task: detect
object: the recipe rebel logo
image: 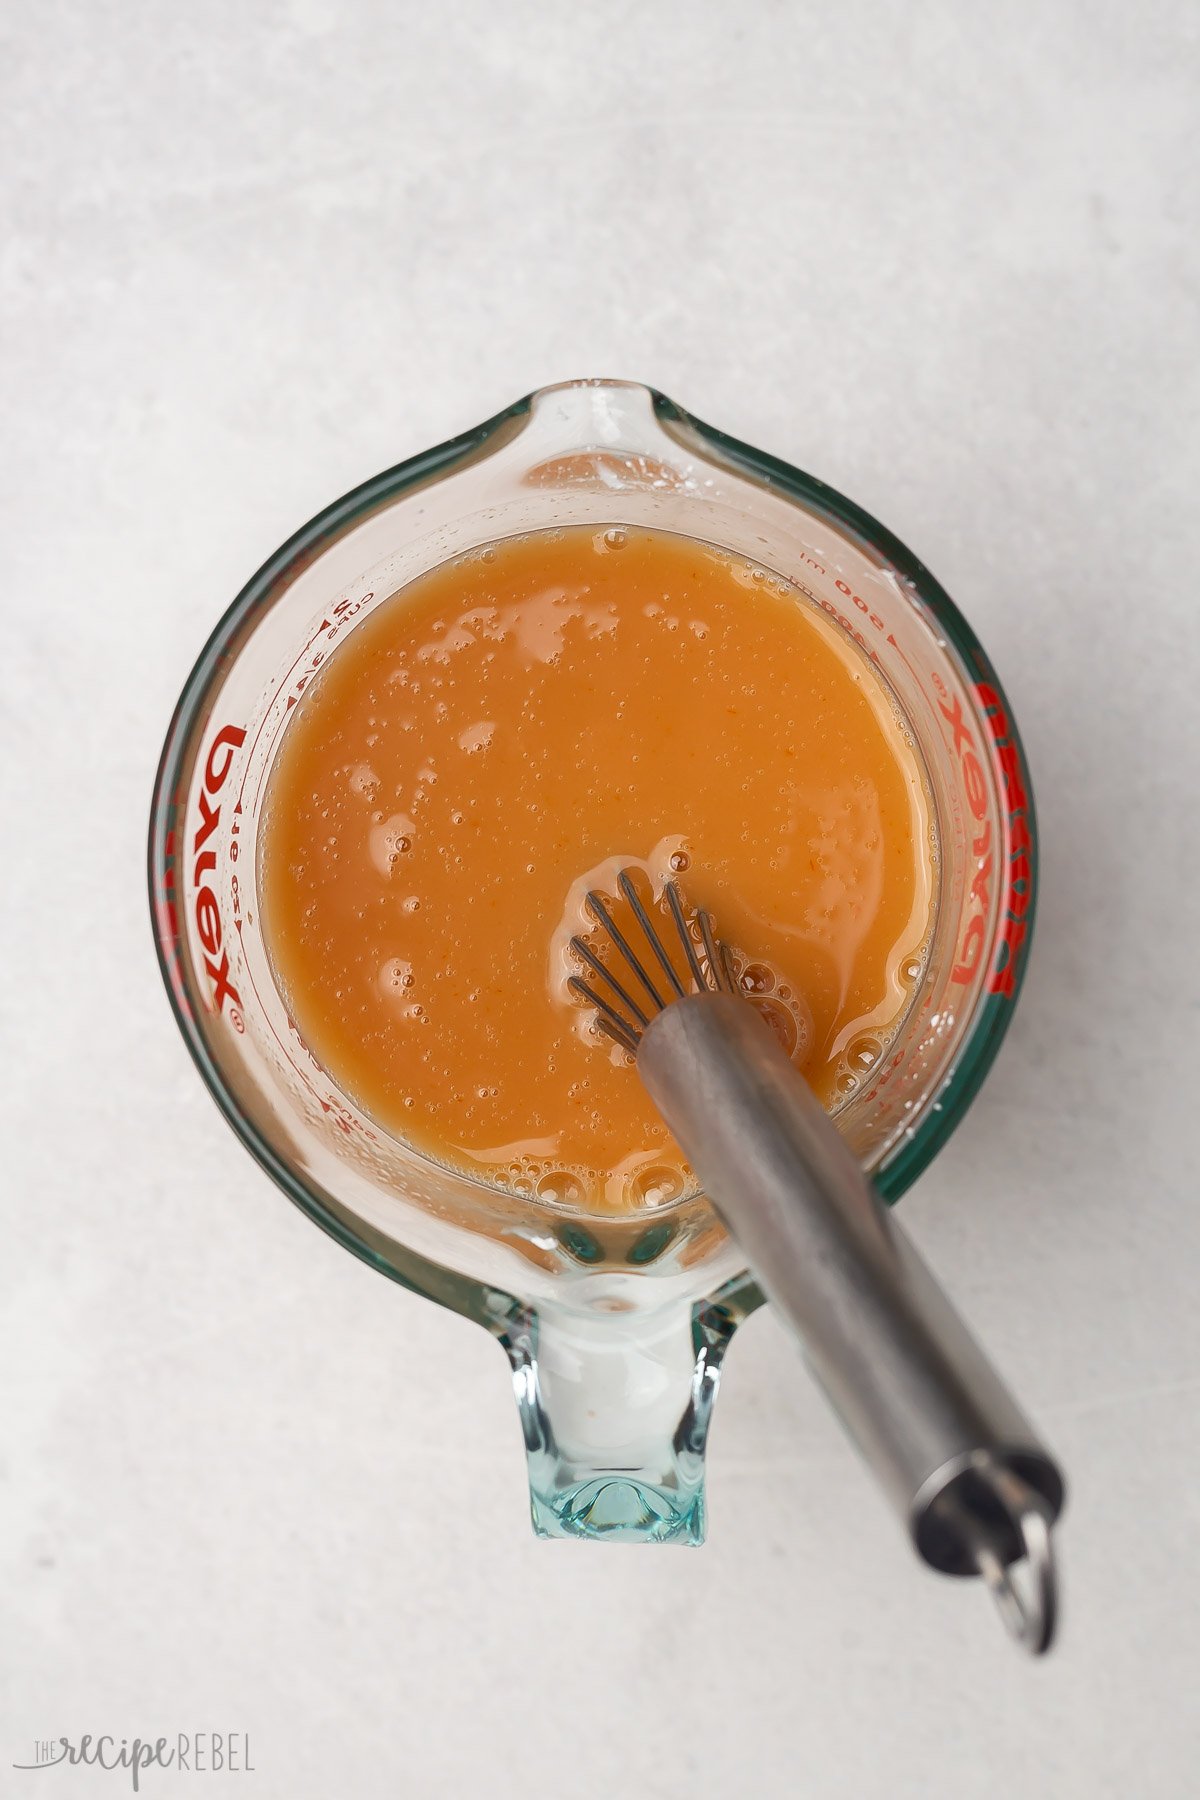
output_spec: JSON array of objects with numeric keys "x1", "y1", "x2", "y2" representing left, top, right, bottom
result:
[
  {"x1": 13, "y1": 1734, "x2": 255, "y2": 1790},
  {"x1": 192, "y1": 723, "x2": 247, "y2": 1019}
]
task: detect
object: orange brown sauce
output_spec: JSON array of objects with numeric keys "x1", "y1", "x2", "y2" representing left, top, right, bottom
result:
[{"x1": 260, "y1": 527, "x2": 933, "y2": 1210}]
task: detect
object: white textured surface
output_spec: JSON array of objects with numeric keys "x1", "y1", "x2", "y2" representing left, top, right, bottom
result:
[{"x1": 3, "y1": 4, "x2": 1199, "y2": 1796}]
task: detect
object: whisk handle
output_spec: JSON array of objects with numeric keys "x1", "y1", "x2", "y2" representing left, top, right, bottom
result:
[{"x1": 637, "y1": 991, "x2": 1064, "y2": 1652}]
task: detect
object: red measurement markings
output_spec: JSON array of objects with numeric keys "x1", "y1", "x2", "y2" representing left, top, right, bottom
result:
[
  {"x1": 232, "y1": 920, "x2": 322, "y2": 1098},
  {"x1": 237, "y1": 595, "x2": 376, "y2": 822},
  {"x1": 861, "y1": 988, "x2": 951, "y2": 1145},
  {"x1": 801, "y1": 574, "x2": 911, "y2": 683},
  {"x1": 157, "y1": 804, "x2": 195, "y2": 1022},
  {"x1": 160, "y1": 818, "x2": 179, "y2": 942},
  {"x1": 827, "y1": 575, "x2": 937, "y2": 698},
  {"x1": 234, "y1": 617, "x2": 332, "y2": 816},
  {"x1": 227, "y1": 808, "x2": 245, "y2": 1002},
  {"x1": 324, "y1": 590, "x2": 374, "y2": 637},
  {"x1": 807, "y1": 566, "x2": 1033, "y2": 1003},
  {"x1": 800, "y1": 575, "x2": 951, "y2": 777},
  {"x1": 249, "y1": 697, "x2": 301, "y2": 820}
]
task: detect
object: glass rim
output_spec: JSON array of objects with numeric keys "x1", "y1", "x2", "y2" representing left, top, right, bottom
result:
[{"x1": 148, "y1": 377, "x2": 1037, "y2": 1301}]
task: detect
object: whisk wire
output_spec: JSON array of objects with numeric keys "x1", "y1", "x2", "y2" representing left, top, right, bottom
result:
[
  {"x1": 569, "y1": 933, "x2": 650, "y2": 1027},
  {"x1": 665, "y1": 880, "x2": 708, "y2": 991},
  {"x1": 618, "y1": 870, "x2": 686, "y2": 998},
  {"x1": 567, "y1": 975, "x2": 641, "y2": 1054},
  {"x1": 697, "y1": 908, "x2": 731, "y2": 996},
  {"x1": 585, "y1": 890, "x2": 665, "y2": 1011},
  {"x1": 572, "y1": 868, "x2": 738, "y2": 1049}
]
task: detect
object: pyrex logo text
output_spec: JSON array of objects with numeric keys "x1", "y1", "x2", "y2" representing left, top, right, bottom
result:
[
  {"x1": 976, "y1": 681, "x2": 1033, "y2": 998},
  {"x1": 938, "y1": 682, "x2": 1032, "y2": 998},
  {"x1": 193, "y1": 725, "x2": 245, "y2": 1017}
]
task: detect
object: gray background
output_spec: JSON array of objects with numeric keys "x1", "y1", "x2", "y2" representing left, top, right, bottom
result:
[{"x1": 4, "y1": 3, "x2": 1198, "y2": 1795}]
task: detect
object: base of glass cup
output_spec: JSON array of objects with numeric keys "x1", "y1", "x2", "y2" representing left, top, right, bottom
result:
[{"x1": 530, "y1": 1474, "x2": 707, "y2": 1546}]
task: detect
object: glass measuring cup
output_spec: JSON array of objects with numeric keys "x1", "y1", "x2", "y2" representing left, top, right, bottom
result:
[{"x1": 149, "y1": 379, "x2": 1037, "y2": 1545}]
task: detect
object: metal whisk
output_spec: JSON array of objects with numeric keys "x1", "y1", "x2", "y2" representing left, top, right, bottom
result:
[
  {"x1": 567, "y1": 868, "x2": 738, "y2": 1054},
  {"x1": 569, "y1": 867, "x2": 1065, "y2": 1656}
]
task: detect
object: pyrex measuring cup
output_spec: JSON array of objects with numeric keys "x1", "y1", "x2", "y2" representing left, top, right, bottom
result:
[{"x1": 149, "y1": 379, "x2": 1036, "y2": 1545}]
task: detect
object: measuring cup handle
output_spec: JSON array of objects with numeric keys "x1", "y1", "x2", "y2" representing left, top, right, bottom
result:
[{"x1": 497, "y1": 1294, "x2": 736, "y2": 1544}]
